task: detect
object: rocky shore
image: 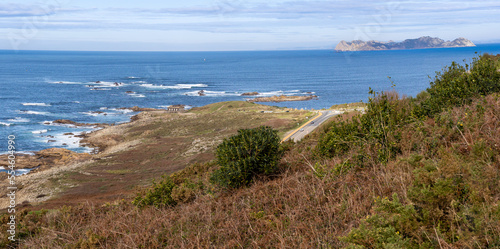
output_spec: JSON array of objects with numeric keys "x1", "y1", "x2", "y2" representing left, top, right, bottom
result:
[
  {"x1": 52, "y1": 119, "x2": 110, "y2": 128},
  {"x1": 0, "y1": 148, "x2": 91, "y2": 172},
  {"x1": 241, "y1": 92, "x2": 259, "y2": 96}
]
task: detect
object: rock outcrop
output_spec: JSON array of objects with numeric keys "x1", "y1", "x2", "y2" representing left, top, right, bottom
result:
[
  {"x1": 241, "y1": 92, "x2": 259, "y2": 96},
  {"x1": 53, "y1": 119, "x2": 109, "y2": 128},
  {"x1": 0, "y1": 148, "x2": 91, "y2": 171},
  {"x1": 118, "y1": 106, "x2": 159, "y2": 112},
  {"x1": 335, "y1": 36, "x2": 475, "y2": 52}
]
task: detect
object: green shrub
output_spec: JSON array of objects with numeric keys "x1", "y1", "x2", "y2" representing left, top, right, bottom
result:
[
  {"x1": 342, "y1": 194, "x2": 418, "y2": 249},
  {"x1": 210, "y1": 126, "x2": 282, "y2": 189},
  {"x1": 132, "y1": 175, "x2": 177, "y2": 208},
  {"x1": 317, "y1": 89, "x2": 414, "y2": 164},
  {"x1": 418, "y1": 54, "x2": 500, "y2": 117}
]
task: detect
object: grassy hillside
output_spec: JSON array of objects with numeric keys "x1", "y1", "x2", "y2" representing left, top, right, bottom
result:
[{"x1": 2, "y1": 54, "x2": 500, "y2": 248}]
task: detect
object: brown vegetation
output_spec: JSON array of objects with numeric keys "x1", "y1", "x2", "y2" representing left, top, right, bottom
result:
[{"x1": 8, "y1": 92, "x2": 499, "y2": 248}]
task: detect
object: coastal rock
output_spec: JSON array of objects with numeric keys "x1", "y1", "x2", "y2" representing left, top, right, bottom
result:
[
  {"x1": 335, "y1": 36, "x2": 475, "y2": 52},
  {"x1": 241, "y1": 92, "x2": 259, "y2": 96},
  {"x1": 198, "y1": 90, "x2": 206, "y2": 96},
  {"x1": 0, "y1": 148, "x2": 91, "y2": 171},
  {"x1": 119, "y1": 106, "x2": 159, "y2": 112},
  {"x1": 53, "y1": 119, "x2": 109, "y2": 128}
]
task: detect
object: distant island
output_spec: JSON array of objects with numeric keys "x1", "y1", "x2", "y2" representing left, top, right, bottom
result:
[{"x1": 335, "y1": 36, "x2": 475, "y2": 52}]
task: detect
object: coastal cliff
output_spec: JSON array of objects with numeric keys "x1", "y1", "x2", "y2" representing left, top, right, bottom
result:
[{"x1": 335, "y1": 36, "x2": 475, "y2": 51}]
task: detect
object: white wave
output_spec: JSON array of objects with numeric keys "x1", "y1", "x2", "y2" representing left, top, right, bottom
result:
[
  {"x1": 128, "y1": 93, "x2": 146, "y2": 98},
  {"x1": 41, "y1": 131, "x2": 91, "y2": 151},
  {"x1": 116, "y1": 109, "x2": 134, "y2": 113},
  {"x1": 99, "y1": 107, "x2": 109, "y2": 110},
  {"x1": 40, "y1": 121, "x2": 53, "y2": 125},
  {"x1": 73, "y1": 101, "x2": 81, "y2": 103},
  {"x1": 49, "y1": 81, "x2": 83, "y2": 84},
  {"x1": 19, "y1": 110, "x2": 49, "y2": 115},
  {"x1": 90, "y1": 88, "x2": 111, "y2": 91},
  {"x1": 81, "y1": 111, "x2": 107, "y2": 116},
  {"x1": 8, "y1": 117, "x2": 30, "y2": 123},
  {"x1": 131, "y1": 81, "x2": 147, "y2": 83},
  {"x1": 22, "y1": 102, "x2": 51, "y2": 106},
  {"x1": 92, "y1": 81, "x2": 126, "y2": 87},
  {"x1": 184, "y1": 90, "x2": 239, "y2": 97},
  {"x1": 127, "y1": 76, "x2": 140, "y2": 79},
  {"x1": 0, "y1": 122, "x2": 11, "y2": 126},
  {"x1": 255, "y1": 90, "x2": 305, "y2": 97},
  {"x1": 32, "y1": 129, "x2": 48, "y2": 134},
  {"x1": 140, "y1": 83, "x2": 208, "y2": 90},
  {"x1": 157, "y1": 105, "x2": 193, "y2": 110},
  {"x1": 177, "y1": 84, "x2": 208, "y2": 88}
]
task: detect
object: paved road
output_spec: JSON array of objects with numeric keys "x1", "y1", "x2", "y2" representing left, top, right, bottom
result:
[{"x1": 282, "y1": 110, "x2": 340, "y2": 142}]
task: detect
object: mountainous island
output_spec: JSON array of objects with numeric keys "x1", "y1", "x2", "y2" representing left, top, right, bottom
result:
[{"x1": 335, "y1": 36, "x2": 475, "y2": 51}]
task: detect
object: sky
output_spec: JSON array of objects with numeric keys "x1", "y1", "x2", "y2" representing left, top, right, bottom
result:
[{"x1": 0, "y1": 0, "x2": 499, "y2": 51}]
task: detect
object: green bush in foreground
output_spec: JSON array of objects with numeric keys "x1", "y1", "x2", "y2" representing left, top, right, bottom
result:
[
  {"x1": 211, "y1": 126, "x2": 282, "y2": 189},
  {"x1": 132, "y1": 175, "x2": 176, "y2": 208}
]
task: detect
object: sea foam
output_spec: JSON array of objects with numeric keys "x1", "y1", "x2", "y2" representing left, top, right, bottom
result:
[
  {"x1": 19, "y1": 110, "x2": 49, "y2": 115},
  {"x1": 22, "y1": 103, "x2": 51, "y2": 106},
  {"x1": 32, "y1": 129, "x2": 48, "y2": 134},
  {"x1": 140, "y1": 83, "x2": 207, "y2": 89},
  {"x1": 8, "y1": 117, "x2": 30, "y2": 123}
]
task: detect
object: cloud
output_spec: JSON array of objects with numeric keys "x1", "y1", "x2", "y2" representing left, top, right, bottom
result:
[
  {"x1": 0, "y1": 3, "x2": 94, "y2": 17},
  {"x1": 107, "y1": 1, "x2": 375, "y2": 19},
  {"x1": 106, "y1": 0, "x2": 500, "y2": 20}
]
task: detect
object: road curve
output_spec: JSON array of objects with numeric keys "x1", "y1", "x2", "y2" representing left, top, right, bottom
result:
[{"x1": 281, "y1": 110, "x2": 340, "y2": 142}]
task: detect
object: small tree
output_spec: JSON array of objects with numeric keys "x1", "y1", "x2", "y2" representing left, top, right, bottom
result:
[{"x1": 211, "y1": 126, "x2": 282, "y2": 189}]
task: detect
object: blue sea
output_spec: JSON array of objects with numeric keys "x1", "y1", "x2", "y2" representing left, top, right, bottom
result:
[{"x1": 1, "y1": 44, "x2": 500, "y2": 154}]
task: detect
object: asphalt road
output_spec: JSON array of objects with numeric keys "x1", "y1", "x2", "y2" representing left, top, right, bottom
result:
[{"x1": 282, "y1": 110, "x2": 340, "y2": 142}]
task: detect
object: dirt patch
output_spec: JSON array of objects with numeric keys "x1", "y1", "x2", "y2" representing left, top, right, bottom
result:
[{"x1": 262, "y1": 118, "x2": 291, "y2": 129}]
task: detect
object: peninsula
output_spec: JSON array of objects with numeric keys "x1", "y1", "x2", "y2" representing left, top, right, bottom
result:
[{"x1": 335, "y1": 36, "x2": 475, "y2": 51}]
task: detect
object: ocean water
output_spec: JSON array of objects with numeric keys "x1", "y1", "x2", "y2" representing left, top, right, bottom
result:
[{"x1": 1, "y1": 44, "x2": 500, "y2": 154}]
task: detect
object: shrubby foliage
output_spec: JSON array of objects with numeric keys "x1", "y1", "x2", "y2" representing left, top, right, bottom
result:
[
  {"x1": 317, "y1": 54, "x2": 500, "y2": 163},
  {"x1": 417, "y1": 53, "x2": 500, "y2": 117},
  {"x1": 317, "y1": 54, "x2": 500, "y2": 247},
  {"x1": 132, "y1": 175, "x2": 177, "y2": 208},
  {"x1": 316, "y1": 89, "x2": 414, "y2": 164},
  {"x1": 211, "y1": 126, "x2": 282, "y2": 189}
]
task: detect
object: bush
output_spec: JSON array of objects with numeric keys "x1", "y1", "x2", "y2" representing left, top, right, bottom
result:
[
  {"x1": 210, "y1": 126, "x2": 282, "y2": 189},
  {"x1": 418, "y1": 54, "x2": 500, "y2": 117},
  {"x1": 132, "y1": 175, "x2": 177, "y2": 208},
  {"x1": 316, "y1": 90, "x2": 414, "y2": 163}
]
